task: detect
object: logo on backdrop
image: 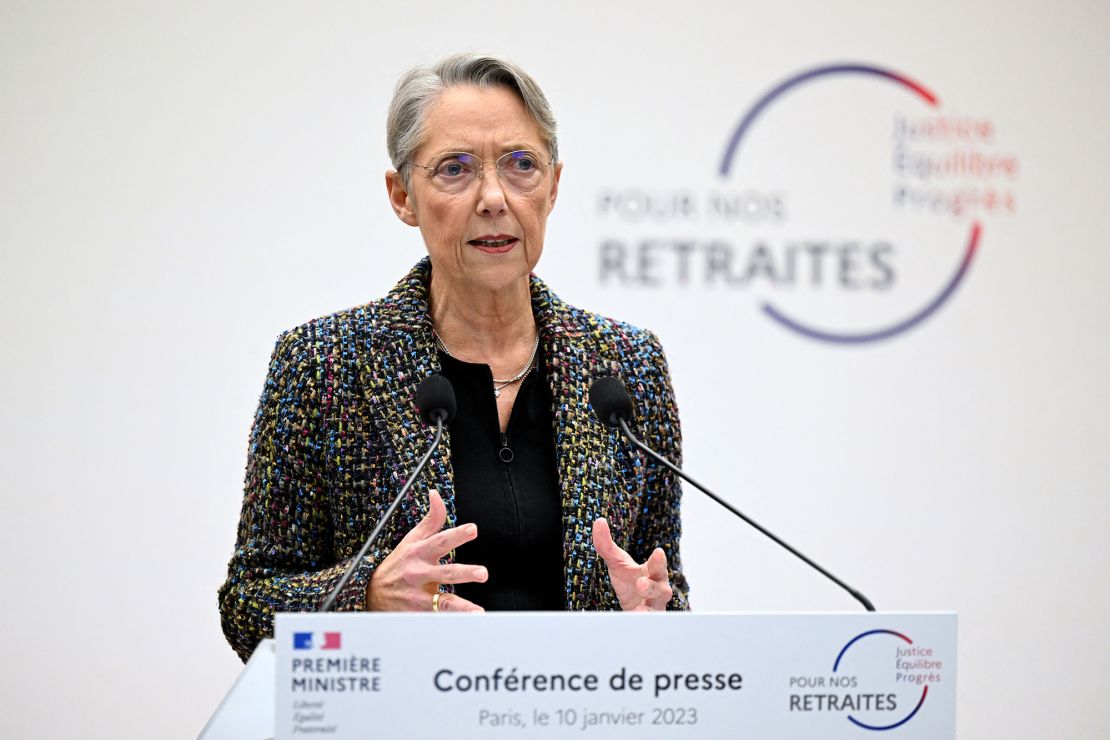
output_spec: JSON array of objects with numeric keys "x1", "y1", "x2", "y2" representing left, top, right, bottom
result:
[
  {"x1": 596, "y1": 62, "x2": 1020, "y2": 344},
  {"x1": 787, "y1": 628, "x2": 945, "y2": 730}
]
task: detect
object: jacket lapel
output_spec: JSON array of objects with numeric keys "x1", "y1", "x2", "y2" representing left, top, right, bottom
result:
[
  {"x1": 532, "y1": 276, "x2": 628, "y2": 609},
  {"x1": 358, "y1": 260, "x2": 457, "y2": 540}
]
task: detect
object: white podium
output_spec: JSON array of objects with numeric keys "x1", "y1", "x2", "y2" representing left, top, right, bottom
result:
[{"x1": 201, "y1": 611, "x2": 956, "y2": 739}]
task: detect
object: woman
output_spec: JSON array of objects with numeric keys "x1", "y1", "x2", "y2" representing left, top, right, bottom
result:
[{"x1": 219, "y1": 53, "x2": 689, "y2": 661}]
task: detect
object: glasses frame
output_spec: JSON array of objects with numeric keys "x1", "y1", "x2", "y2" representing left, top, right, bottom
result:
[{"x1": 403, "y1": 150, "x2": 555, "y2": 192}]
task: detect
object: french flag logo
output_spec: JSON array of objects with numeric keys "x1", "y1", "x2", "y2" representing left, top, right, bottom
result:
[{"x1": 293, "y1": 632, "x2": 342, "y2": 650}]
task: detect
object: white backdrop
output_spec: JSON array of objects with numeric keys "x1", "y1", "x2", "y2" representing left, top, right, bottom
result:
[{"x1": 2, "y1": 1, "x2": 1107, "y2": 738}]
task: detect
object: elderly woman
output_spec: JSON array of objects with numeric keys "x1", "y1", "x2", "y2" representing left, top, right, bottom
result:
[{"x1": 219, "y1": 53, "x2": 689, "y2": 661}]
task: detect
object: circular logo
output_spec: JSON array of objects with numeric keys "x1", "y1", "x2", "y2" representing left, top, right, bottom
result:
[
  {"x1": 832, "y1": 629, "x2": 929, "y2": 730},
  {"x1": 720, "y1": 63, "x2": 984, "y2": 344}
]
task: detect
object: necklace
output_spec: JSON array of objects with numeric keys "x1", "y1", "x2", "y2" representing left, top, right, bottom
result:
[{"x1": 434, "y1": 331, "x2": 540, "y2": 398}]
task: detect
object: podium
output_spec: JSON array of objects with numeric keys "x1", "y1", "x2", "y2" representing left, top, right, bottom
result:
[{"x1": 201, "y1": 612, "x2": 956, "y2": 739}]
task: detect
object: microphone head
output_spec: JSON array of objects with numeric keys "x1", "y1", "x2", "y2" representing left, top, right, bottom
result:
[
  {"x1": 589, "y1": 376, "x2": 634, "y2": 428},
  {"x1": 415, "y1": 374, "x2": 457, "y2": 425}
]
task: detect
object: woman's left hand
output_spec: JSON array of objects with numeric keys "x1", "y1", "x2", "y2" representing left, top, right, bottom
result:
[{"x1": 592, "y1": 518, "x2": 673, "y2": 611}]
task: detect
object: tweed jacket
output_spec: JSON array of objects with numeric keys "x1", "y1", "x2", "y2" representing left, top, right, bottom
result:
[{"x1": 219, "y1": 258, "x2": 689, "y2": 661}]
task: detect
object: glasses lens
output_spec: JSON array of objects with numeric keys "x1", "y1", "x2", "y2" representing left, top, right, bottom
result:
[
  {"x1": 497, "y1": 151, "x2": 545, "y2": 191},
  {"x1": 431, "y1": 153, "x2": 478, "y2": 193}
]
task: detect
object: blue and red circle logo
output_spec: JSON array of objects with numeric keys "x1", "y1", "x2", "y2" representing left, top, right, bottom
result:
[
  {"x1": 833, "y1": 629, "x2": 929, "y2": 730},
  {"x1": 719, "y1": 62, "x2": 1006, "y2": 344}
]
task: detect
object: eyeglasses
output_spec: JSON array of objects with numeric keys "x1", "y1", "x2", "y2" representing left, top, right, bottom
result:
[{"x1": 404, "y1": 150, "x2": 553, "y2": 194}]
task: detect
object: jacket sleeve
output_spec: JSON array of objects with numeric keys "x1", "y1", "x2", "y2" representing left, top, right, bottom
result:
[
  {"x1": 626, "y1": 330, "x2": 690, "y2": 610},
  {"x1": 217, "y1": 326, "x2": 376, "y2": 662}
]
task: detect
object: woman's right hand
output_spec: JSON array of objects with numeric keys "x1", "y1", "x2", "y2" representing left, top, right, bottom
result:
[{"x1": 365, "y1": 489, "x2": 487, "y2": 612}]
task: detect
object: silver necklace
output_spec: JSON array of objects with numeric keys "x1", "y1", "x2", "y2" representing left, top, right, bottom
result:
[{"x1": 434, "y1": 331, "x2": 540, "y2": 398}]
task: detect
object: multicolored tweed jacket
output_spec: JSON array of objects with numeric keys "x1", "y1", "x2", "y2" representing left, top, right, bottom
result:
[{"x1": 219, "y1": 258, "x2": 689, "y2": 661}]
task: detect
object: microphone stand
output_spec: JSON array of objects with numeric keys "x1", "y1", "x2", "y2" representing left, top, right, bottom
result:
[
  {"x1": 616, "y1": 417, "x2": 876, "y2": 612},
  {"x1": 319, "y1": 416, "x2": 446, "y2": 613}
]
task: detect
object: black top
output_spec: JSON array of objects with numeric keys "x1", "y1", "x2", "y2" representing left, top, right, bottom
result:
[{"x1": 439, "y1": 348, "x2": 565, "y2": 610}]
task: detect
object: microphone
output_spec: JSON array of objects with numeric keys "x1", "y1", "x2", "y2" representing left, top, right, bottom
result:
[
  {"x1": 416, "y1": 374, "x2": 457, "y2": 425},
  {"x1": 319, "y1": 374, "x2": 456, "y2": 612},
  {"x1": 588, "y1": 376, "x2": 876, "y2": 612},
  {"x1": 589, "y1": 375, "x2": 635, "y2": 427}
]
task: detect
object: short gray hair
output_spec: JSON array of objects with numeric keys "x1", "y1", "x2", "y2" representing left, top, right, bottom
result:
[{"x1": 386, "y1": 53, "x2": 559, "y2": 187}]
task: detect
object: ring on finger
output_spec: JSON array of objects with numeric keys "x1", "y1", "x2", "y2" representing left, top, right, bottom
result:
[{"x1": 432, "y1": 591, "x2": 442, "y2": 613}]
